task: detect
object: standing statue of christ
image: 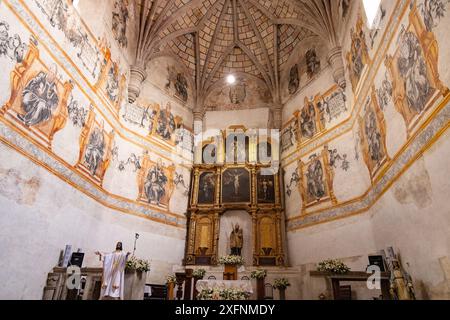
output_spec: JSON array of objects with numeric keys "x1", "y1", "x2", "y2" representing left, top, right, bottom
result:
[{"x1": 95, "y1": 242, "x2": 130, "y2": 300}]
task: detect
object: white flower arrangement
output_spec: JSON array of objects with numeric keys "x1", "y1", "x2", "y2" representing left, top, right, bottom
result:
[
  {"x1": 197, "y1": 288, "x2": 250, "y2": 300},
  {"x1": 273, "y1": 278, "x2": 291, "y2": 290},
  {"x1": 126, "y1": 256, "x2": 151, "y2": 272},
  {"x1": 193, "y1": 269, "x2": 206, "y2": 279},
  {"x1": 250, "y1": 269, "x2": 267, "y2": 279},
  {"x1": 218, "y1": 255, "x2": 245, "y2": 266},
  {"x1": 166, "y1": 275, "x2": 177, "y2": 284},
  {"x1": 317, "y1": 259, "x2": 351, "y2": 274}
]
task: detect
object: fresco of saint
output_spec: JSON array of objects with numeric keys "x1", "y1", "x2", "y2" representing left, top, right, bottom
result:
[
  {"x1": 156, "y1": 104, "x2": 176, "y2": 140},
  {"x1": 18, "y1": 71, "x2": 59, "y2": 127},
  {"x1": 144, "y1": 160, "x2": 168, "y2": 205},
  {"x1": 84, "y1": 127, "x2": 105, "y2": 176},
  {"x1": 306, "y1": 159, "x2": 326, "y2": 201}
]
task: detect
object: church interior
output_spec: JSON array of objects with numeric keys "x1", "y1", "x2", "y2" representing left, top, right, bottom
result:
[{"x1": 0, "y1": 0, "x2": 449, "y2": 301}]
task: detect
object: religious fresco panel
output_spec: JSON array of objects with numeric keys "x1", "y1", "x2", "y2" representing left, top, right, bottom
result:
[
  {"x1": 198, "y1": 171, "x2": 216, "y2": 205},
  {"x1": 76, "y1": 109, "x2": 114, "y2": 186},
  {"x1": 137, "y1": 153, "x2": 176, "y2": 209},
  {"x1": 385, "y1": 1, "x2": 449, "y2": 136},
  {"x1": 1, "y1": 41, "x2": 73, "y2": 149}
]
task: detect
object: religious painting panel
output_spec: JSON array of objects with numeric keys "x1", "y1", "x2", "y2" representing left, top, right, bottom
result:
[
  {"x1": 76, "y1": 110, "x2": 114, "y2": 186},
  {"x1": 358, "y1": 88, "x2": 389, "y2": 181},
  {"x1": 316, "y1": 86, "x2": 348, "y2": 127},
  {"x1": 221, "y1": 168, "x2": 251, "y2": 203},
  {"x1": 385, "y1": 2, "x2": 449, "y2": 136},
  {"x1": 1, "y1": 40, "x2": 73, "y2": 149},
  {"x1": 288, "y1": 64, "x2": 300, "y2": 95},
  {"x1": 306, "y1": 48, "x2": 321, "y2": 79},
  {"x1": 137, "y1": 154, "x2": 175, "y2": 209},
  {"x1": 112, "y1": 0, "x2": 129, "y2": 48},
  {"x1": 346, "y1": 16, "x2": 370, "y2": 94},
  {"x1": 198, "y1": 171, "x2": 216, "y2": 205},
  {"x1": 153, "y1": 103, "x2": 182, "y2": 144},
  {"x1": 257, "y1": 171, "x2": 275, "y2": 204}
]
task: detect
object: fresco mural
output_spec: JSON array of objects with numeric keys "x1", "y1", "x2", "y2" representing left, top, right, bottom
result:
[
  {"x1": 137, "y1": 154, "x2": 175, "y2": 209},
  {"x1": 112, "y1": 0, "x2": 129, "y2": 48},
  {"x1": 288, "y1": 64, "x2": 300, "y2": 95},
  {"x1": 1, "y1": 41, "x2": 73, "y2": 149},
  {"x1": 358, "y1": 91, "x2": 389, "y2": 180},
  {"x1": 76, "y1": 110, "x2": 114, "y2": 185},
  {"x1": 299, "y1": 97, "x2": 320, "y2": 141},
  {"x1": 0, "y1": 20, "x2": 27, "y2": 63},
  {"x1": 298, "y1": 147, "x2": 336, "y2": 212},
  {"x1": 306, "y1": 48, "x2": 321, "y2": 79},
  {"x1": 34, "y1": 0, "x2": 102, "y2": 79},
  {"x1": 346, "y1": 17, "x2": 370, "y2": 93},
  {"x1": 166, "y1": 66, "x2": 189, "y2": 103},
  {"x1": 385, "y1": 2, "x2": 449, "y2": 135},
  {"x1": 281, "y1": 117, "x2": 298, "y2": 153}
]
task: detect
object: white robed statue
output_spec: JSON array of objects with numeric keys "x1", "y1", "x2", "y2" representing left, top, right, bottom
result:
[{"x1": 95, "y1": 242, "x2": 130, "y2": 300}]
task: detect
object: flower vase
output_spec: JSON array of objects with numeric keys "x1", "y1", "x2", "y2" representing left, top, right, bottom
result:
[
  {"x1": 193, "y1": 277, "x2": 203, "y2": 300},
  {"x1": 167, "y1": 282, "x2": 175, "y2": 300},
  {"x1": 124, "y1": 270, "x2": 147, "y2": 300},
  {"x1": 256, "y1": 278, "x2": 265, "y2": 300}
]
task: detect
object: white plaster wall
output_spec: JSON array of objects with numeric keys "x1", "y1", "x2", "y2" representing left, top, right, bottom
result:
[{"x1": 0, "y1": 143, "x2": 185, "y2": 299}]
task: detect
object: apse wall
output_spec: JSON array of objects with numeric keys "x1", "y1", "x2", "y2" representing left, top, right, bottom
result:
[
  {"x1": 282, "y1": 0, "x2": 450, "y2": 299},
  {"x1": 0, "y1": 1, "x2": 193, "y2": 299}
]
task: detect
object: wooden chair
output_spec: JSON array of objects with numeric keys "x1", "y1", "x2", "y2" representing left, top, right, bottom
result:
[
  {"x1": 264, "y1": 283, "x2": 274, "y2": 300},
  {"x1": 338, "y1": 285, "x2": 352, "y2": 300}
]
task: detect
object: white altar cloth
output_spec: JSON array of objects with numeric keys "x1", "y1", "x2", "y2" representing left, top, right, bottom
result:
[{"x1": 196, "y1": 280, "x2": 253, "y2": 293}]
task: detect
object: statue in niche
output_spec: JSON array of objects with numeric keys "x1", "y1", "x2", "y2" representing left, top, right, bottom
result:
[
  {"x1": 306, "y1": 49, "x2": 320, "y2": 79},
  {"x1": 95, "y1": 242, "x2": 130, "y2": 300},
  {"x1": 288, "y1": 64, "x2": 300, "y2": 94},
  {"x1": 18, "y1": 71, "x2": 59, "y2": 127},
  {"x1": 230, "y1": 224, "x2": 243, "y2": 256},
  {"x1": 144, "y1": 159, "x2": 168, "y2": 206},
  {"x1": 84, "y1": 126, "x2": 106, "y2": 176}
]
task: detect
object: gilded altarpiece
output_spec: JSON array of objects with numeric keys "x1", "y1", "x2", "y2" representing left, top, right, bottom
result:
[
  {"x1": 185, "y1": 131, "x2": 285, "y2": 267},
  {"x1": 385, "y1": 2, "x2": 449, "y2": 137},
  {"x1": 1, "y1": 41, "x2": 73, "y2": 149}
]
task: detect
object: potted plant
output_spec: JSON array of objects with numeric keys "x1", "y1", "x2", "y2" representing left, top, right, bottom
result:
[
  {"x1": 251, "y1": 269, "x2": 267, "y2": 300},
  {"x1": 166, "y1": 275, "x2": 177, "y2": 300},
  {"x1": 273, "y1": 278, "x2": 291, "y2": 300},
  {"x1": 192, "y1": 269, "x2": 206, "y2": 300},
  {"x1": 317, "y1": 259, "x2": 351, "y2": 274},
  {"x1": 124, "y1": 256, "x2": 151, "y2": 300}
]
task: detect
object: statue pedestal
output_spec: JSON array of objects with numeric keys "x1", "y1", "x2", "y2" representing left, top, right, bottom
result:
[
  {"x1": 223, "y1": 265, "x2": 238, "y2": 280},
  {"x1": 124, "y1": 270, "x2": 147, "y2": 300}
]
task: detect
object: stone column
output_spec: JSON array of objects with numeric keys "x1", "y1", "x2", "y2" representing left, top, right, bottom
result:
[
  {"x1": 128, "y1": 63, "x2": 147, "y2": 103},
  {"x1": 327, "y1": 46, "x2": 346, "y2": 89}
]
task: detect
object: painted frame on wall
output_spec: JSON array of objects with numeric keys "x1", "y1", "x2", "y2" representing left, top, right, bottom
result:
[
  {"x1": 385, "y1": 1, "x2": 449, "y2": 137},
  {"x1": 1, "y1": 40, "x2": 73, "y2": 149},
  {"x1": 75, "y1": 109, "x2": 114, "y2": 186}
]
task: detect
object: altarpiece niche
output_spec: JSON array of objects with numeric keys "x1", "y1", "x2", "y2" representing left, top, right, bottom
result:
[{"x1": 185, "y1": 128, "x2": 285, "y2": 267}]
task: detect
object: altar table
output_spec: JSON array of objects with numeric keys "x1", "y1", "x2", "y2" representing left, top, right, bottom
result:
[{"x1": 196, "y1": 280, "x2": 253, "y2": 294}]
